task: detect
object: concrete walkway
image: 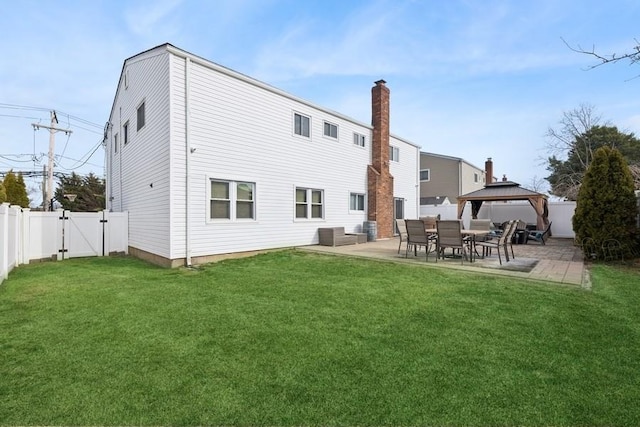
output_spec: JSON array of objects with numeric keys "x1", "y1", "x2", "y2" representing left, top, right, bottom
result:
[{"x1": 300, "y1": 237, "x2": 589, "y2": 288}]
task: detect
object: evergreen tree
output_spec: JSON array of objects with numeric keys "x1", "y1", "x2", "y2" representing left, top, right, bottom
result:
[
  {"x1": 573, "y1": 146, "x2": 638, "y2": 259},
  {"x1": 54, "y1": 172, "x2": 105, "y2": 212},
  {"x1": 0, "y1": 181, "x2": 6, "y2": 204},
  {"x1": 14, "y1": 173, "x2": 30, "y2": 207},
  {"x1": 3, "y1": 170, "x2": 31, "y2": 208}
]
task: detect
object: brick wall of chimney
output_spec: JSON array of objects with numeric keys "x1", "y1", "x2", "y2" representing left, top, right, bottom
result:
[
  {"x1": 485, "y1": 157, "x2": 493, "y2": 185},
  {"x1": 368, "y1": 80, "x2": 394, "y2": 239}
]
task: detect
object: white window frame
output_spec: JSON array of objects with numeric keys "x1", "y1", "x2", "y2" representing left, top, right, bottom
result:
[
  {"x1": 353, "y1": 132, "x2": 366, "y2": 147},
  {"x1": 136, "y1": 100, "x2": 146, "y2": 131},
  {"x1": 293, "y1": 112, "x2": 310, "y2": 138},
  {"x1": 349, "y1": 192, "x2": 366, "y2": 212},
  {"x1": 420, "y1": 169, "x2": 430, "y2": 182},
  {"x1": 390, "y1": 145, "x2": 400, "y2": 162},
  {"x1": 208, "y1": 179, "x2": 256, "y2": 221},
  {"x1": 295, "y1": 187, "x2": 324, "y2": 220},
  {"x1": 323, "y1": 121, "x2": 338, "y2": 139},
  {"x1": 474, "y1": 173, "x2": 479, "y2": 183},
  {"x1": 114, "y1": 133, "x2": 119, "y2": 154}
]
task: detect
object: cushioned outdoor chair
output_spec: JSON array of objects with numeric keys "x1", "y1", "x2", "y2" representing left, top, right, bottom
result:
[{"x1": 527, "y1": 221, "x2": 552, "y2": 245}]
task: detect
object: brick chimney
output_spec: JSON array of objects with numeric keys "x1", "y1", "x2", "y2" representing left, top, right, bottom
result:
[
  {"x1": 367, "y1": 80, "x2": 394, "y2": 239},
  {"x1": 485, "y1": 157, "x2": 493, "y2": 185}
]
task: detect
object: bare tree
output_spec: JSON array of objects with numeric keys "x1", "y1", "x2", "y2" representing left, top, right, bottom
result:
[
  {"x1": 525, "y1": 175, "x2": 548, "y2": 194},
  {"x1": 562, "y1": 37, "x2": 640, "y2": 78},
  {"x1": 545, "y1": 103, "x2": 604, "y2": 167}
]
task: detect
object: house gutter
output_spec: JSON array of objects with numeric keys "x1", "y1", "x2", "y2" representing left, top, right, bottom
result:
[{"x1": 185, "y1": 57, "x2": 192, "y2": 266}]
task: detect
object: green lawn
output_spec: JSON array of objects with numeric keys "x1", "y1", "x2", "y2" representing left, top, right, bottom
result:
[{"x1": 1, "y1": 250, "x2": 639, "y2": 426}]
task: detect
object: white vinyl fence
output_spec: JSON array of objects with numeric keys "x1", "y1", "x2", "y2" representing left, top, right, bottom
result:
[
  {"x1": 419, "y1": 201, "x2": 577, "y2": 238},
  {"x1": 0, "y1": 203, "x2": 128, "y2": 284}
]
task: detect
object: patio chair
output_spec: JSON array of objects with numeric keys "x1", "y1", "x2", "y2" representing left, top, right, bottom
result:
[
  {"x1": 469, "y1": 219, "x2": 493, "y2": 241},
  {"x1": 527, "y1": 221, "x2": 552, "y2": 245},
  {"x1": 405, "y1": 219, "x2": 436, "y2": 261},
  {"x1": 396, "y1": 219, "x2": 410, "y2": 254},
  {"x1": 504, "y1": 220, "x2": 521, "y2": 260},
  {"x1": 435, "y1": 220, "x2": 472, "y2": 264},
  {"x1": 476, "y1": 220, "x2": 516, "y2": 265},
  {"x1": 420, "y1": 215, "x2": 439, "y2": 231}
]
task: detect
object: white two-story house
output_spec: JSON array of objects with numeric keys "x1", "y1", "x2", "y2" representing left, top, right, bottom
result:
[{"x1": 105, "y1": 44, "x2": 420, "y2": 267}]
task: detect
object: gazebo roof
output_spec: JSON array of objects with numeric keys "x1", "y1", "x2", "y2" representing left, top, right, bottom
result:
[
  {"x1": 457, "y1": 181, "x2": 547, "y2": 201},
  {"x1": 457, "y1": 181, "x2": 549, "y2": 230}
]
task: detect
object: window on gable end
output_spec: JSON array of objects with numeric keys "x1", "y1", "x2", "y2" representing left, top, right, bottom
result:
[
  {"x1": 123, "y1": 122, "x2": 129, "y2": 145},
  {"x1": 137, "y1": 101, "x2": 146, "y2": 131}
]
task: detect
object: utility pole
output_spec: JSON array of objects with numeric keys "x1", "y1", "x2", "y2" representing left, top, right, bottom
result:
[{"x1": 32, "y1": 111, "x2": 72, "y2": 211}]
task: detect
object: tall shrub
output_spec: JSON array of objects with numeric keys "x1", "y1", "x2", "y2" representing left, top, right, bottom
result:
[{"x1": 573, "y1": 146, "x2": 638, "y2": 259}]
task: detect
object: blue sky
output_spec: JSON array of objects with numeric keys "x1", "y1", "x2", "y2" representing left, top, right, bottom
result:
[{"x1": 1, "y1": 0, "x2": 639, "y2": 203}]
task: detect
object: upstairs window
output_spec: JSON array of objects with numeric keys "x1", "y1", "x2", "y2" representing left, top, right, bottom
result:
[
  {"x1": 420, "y1": 169, "x2": 430, "y2": 181},
  {"x1": 353, "y1": 132, "x2": 366, "y2": 147},
  {"x1": 474, "y1": 173, "x2": 479, "y2": 183},
  {"x1": 295, "y1": 187, "x2": 323, "y2": 219},
  {"x1": 323, "y1": 121, "x2": 338, "y2": 139},
  {"x1": 390, "y1": 146, "x2": 400, "y2": 162},
  {"x1": 114, "y1": 133, "x2": 119, "y2": 154},
  {"x1": 137, "y1": 101, "x2": 146, "y2": 131},
  {"x1": 294, "y1": 113, "x2": 310, "y2": 137},
  {"x1": 123, "y1": 122, "x2": 129, "y2": 145}
]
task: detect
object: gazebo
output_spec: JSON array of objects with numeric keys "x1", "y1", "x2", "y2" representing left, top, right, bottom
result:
[{"x1": 457, "y1": 181, "x2": 549, "y2": 230}]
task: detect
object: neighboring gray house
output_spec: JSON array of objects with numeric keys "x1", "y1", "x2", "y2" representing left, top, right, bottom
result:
[
  {"x1": 104, "y1": 43, "x2": 420, "y2": 267},
  {"x1": 419, "y1": 152, "x2": 488, "y2": 205}
]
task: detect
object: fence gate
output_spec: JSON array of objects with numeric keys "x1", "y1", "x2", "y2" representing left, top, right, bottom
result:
[{"x1": 58, "y1": 211, "x2": 107, "y2": 259}]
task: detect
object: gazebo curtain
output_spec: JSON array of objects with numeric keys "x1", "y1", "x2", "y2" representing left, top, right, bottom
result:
[{"x1": 471, "y1": 200, "x2": 483, "y2": 219}]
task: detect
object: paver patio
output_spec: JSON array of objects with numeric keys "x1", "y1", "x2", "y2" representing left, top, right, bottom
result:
[{"x1": 300, "y1": 237, "x2": 588, "y2": 288}]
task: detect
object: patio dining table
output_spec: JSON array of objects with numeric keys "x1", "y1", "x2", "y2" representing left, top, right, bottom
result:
[{"x1": 425, "y1": 228, "x2": 491, "y2": 262}]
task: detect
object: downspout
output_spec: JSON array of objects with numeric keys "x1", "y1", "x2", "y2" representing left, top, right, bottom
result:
[{"x1": 185, "y1": 57, "x2": 192, "y2": 266}]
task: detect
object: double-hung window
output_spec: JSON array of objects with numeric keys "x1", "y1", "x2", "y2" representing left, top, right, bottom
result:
[
  {"x1": 295, "y1": 187, "x2": 324, "y2": 219},
  {"x1": 420, "y1": 169, "x2": 430, "y2": 181},
  {"x1": 353, "y1": 132, "x2": 366, "y2": 147},
  {"x1": 210, "y1": 179, "x2": 255, "y2": 220},
  {"x1": 294, "y1": 112, "x2": 310, "y2": 137},
  {"x1": 349, "y1": 193, "x2": 365, "y2": 211},
  {"x1": 323, "y1": 121, "x2": 338, "y2": 139},
  {"x1": 390, "y1": 145, "x2": 399, "y2": 162}
]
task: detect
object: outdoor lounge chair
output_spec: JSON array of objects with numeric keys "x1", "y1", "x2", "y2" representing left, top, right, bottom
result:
[
  {"x1": 405, "y1": 219, "x2": 436, "y2": 261},
  {"x1": 435, "y1": 220, "x2": 472, "y2": 264},
  {"x1": 527, "y1": 221, "x2": 552, "y2": 245}
]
